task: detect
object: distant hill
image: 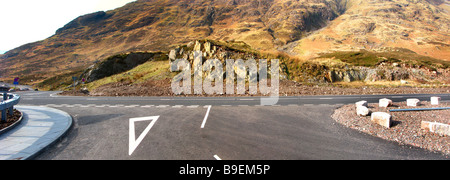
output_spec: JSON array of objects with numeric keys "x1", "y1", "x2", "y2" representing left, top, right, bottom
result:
[{"x1": 0, "y1": 0, "x2": 448, "y2": 85}]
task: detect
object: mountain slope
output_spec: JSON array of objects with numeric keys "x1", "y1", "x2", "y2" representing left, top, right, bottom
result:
[
  {"x1": 290, "y1": 0, "x2": 450, "y2": 60},
  {"x1": 0, "y1": 0, "x2": 448, "y2": 85}
]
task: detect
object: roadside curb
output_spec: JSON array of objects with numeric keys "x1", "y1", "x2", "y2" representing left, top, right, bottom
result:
[{"x1": 0, "y1": 106, "x2": 73, "y2": 160}]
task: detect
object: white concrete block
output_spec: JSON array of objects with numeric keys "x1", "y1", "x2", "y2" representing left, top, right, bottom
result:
[
  {"x1": 379, "y1": 98, "x2": 392, "y2": 108},
  {"x1": 407, "y1": 98, "x2": 420, "y2": 107},
  {"x1": 356, "y1": 106, "x2": 370, "y2": 116},
  {"x1": 431, "y1": 97, "x2": 440, "y2": 105},
  {"x1": 371, "y1": 112, "x2": 392, "y2": 128},
  {"x1": 355, "y1": 100, "x2": 368, "y2": 107}
]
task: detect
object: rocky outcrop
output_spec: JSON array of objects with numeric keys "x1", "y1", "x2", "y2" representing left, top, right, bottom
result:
[
  {"x1": 326, "y1": 64, "x2": 448, "y2": 83},
  {"x1": 81, "y1": 52, "x2": 167, "y2": 83}
]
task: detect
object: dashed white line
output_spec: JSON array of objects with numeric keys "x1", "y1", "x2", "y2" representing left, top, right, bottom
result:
[
  {"x1": 201, "y1": 105, "x2": 212, "y2": 129},
  {"x1": 214, "y1": 155, "x2": 222, "y2": 160}
]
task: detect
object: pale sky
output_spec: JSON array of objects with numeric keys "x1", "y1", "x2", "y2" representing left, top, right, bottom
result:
[{"x1": 0, "y1": 0, "x2": 137, "y2": 54}]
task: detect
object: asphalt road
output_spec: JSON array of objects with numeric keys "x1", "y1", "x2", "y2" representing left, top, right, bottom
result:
[{"x1": 14, "y1": 91, "x2": 450, "y2": 160}]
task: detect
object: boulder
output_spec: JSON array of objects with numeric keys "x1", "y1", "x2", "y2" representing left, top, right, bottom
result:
[
  {"x1": 356, "y1": 105, "x2": 370, "y2": 116},
  {"x1": 431, "y1": 97, "x2": 440, "y2": 105},
  {"x1": 371, "y1": 112, "x2": 392, "y2": 128},
  {"x1": 355, "y1": 100, "x2": 368, "y2": 107},
  {"x1": 379, "y1": 98, "x2": 392, "y2": 108},
  {"x1": 406, "y1": 98, "x2": 420, "y2": 107}
]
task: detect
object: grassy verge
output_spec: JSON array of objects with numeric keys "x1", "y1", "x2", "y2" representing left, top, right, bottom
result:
[{"x1": 85, "y1": 60, "x2": 176, "y2": 90}]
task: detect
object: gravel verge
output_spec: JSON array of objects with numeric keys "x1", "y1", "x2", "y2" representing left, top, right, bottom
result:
[
  {"x1": 332, "y1": 101, "x2": 449, "y2": 156},
  {"x1": 62, "y1": 79, "x2": 450, "y2": 97}
]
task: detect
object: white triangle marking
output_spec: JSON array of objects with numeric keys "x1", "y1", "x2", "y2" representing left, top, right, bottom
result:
[{"x1": 129, "y1": 116, "x2": 160, "y2": 156}]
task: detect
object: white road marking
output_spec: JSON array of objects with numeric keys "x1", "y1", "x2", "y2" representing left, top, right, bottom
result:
[
  {"x1": 187, "y1": 105, "x2": 199, "y2": 108},
  {"x1": 320, "y1": 98, "x2": 333, "y2": 100},
  {"x1": 214, "y1": 155, "x2": 222, "y2": 160},
  {"x1": 201, "y1": 105, "x2": 212, "y2": 129},
  {"x1": 129, "y1": 116, "x2": 160, "y2": 156}
]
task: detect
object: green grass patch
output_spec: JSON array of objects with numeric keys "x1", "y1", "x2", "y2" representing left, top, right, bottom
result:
[{"x1": 86, "y1": 60, "x2": 176, "y2": 90}]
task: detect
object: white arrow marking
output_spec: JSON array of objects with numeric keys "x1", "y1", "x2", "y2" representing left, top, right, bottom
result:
[{"x1": 129, "y1": 116, "x2": 160, "y2": 156}]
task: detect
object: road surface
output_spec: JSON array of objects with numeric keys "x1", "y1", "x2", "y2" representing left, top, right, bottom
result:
[{"x1": 14, "y1": 91, "x2": 450, "y2": 160}]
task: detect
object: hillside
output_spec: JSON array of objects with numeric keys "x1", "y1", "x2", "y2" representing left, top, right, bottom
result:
[
  {"x1": 0, "y1": 0, "x2": 448, "y2": 86},
  {"x1": 290, "y1": 0, "x2": 450, "y2": 60}
]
